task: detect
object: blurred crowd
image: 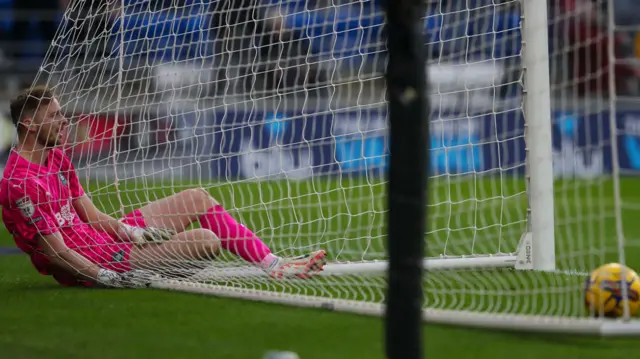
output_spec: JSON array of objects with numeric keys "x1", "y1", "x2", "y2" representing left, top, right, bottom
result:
[
  {"x1": 0, "y1": 0, "x2": 638, "y2": 98},
  {"x1": 1, "y1": 0, "x2": 640, "y2": 175}
]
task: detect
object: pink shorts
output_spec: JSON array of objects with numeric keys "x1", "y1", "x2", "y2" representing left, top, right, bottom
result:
[{"x1": 51, "y1": 210, "x2": 147, "y2": 287}]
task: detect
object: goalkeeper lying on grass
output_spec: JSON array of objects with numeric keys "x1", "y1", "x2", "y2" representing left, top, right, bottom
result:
[{"x1": 0, "y1": 86, "x2": 327, "y2": 288}]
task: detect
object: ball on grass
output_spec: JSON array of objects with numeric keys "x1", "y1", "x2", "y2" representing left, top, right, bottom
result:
[{"x1": 263, "y1": 351, "x2": 300, "y2": 359}]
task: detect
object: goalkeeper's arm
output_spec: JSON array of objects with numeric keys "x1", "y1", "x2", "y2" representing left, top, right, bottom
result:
[
  {"x1": 72, "y1": 195, "x2": 128, "y2": 238},
  {"x1": 37, "y1": 233, "x2": 150, "y2": 288},
  {"x1": 37, "y1": 232, "x2": 102, "y2": 281}
]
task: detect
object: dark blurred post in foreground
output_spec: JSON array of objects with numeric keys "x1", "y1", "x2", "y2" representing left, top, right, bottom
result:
[{"x1": 383, "y1": 0, "x2": 429, "y2": 358}]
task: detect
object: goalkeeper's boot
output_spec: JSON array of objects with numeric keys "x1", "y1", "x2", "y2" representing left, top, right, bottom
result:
[{"x1": 269, "y1": 250, "x2": 327, "y2": 279}]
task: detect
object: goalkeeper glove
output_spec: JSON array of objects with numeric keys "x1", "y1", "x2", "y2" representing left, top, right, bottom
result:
[
  {"x1": 119, "y1": 222, "x2": 176, "y2": 245},
  {"x1": 97, "y1": 268, "x2": 155, "y2": 289}
]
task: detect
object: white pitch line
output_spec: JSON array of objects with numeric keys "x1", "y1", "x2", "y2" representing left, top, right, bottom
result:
[{"x1": 551, "y1": 269, "x2": 591, "y2": 277}]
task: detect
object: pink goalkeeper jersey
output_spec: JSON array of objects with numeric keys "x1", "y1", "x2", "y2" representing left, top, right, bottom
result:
[{"x1": 0, "y1": 149, "x2": 110, "y2": 274}]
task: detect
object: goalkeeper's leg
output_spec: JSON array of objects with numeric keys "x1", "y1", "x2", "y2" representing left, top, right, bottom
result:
[
  {"x1": 135, "y1": 188, "x2": 326, "y2": 278},
  {"x1": 45, "y1": 228, "x2": 221, "y2": 287},
  {"x1": 128, "y1": 228, "x2": 221, "y2": 274}
]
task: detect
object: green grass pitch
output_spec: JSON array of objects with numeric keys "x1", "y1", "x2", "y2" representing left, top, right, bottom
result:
[{"x1": 2, "y1": 176, "x2": 640, "y2": 358}]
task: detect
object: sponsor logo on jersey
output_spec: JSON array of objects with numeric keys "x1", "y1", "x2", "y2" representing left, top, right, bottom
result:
[
  {"x1": 53, "y1": 202, "x2": 76, "y2": 227},
  {"x1": 58, "y1": 172, "x2": 68, "y2": 187},
  {"x1": 60, "y1": 202, "x2": 75, "y2": 222},
  {"x1": 16, "y1": 196, "x2": 35, "y2": 218}
]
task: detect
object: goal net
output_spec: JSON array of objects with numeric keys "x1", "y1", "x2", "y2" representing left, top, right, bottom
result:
[{"x1": 24, "y1": 0, "x2": 640, "y2": 334}]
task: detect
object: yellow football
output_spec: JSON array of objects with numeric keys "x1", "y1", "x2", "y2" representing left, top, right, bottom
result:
[{"x1": 584, "y1": 263, "x2": 640, "y2": 318}]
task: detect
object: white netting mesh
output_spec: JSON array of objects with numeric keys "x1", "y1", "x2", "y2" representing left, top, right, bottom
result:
[{"x1": 10, "y1": 0, "x2": 640, "y2": 332}]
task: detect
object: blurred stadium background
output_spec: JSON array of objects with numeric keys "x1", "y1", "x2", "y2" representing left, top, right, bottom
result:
[{"x1": 3, "y1": 0, "x2": 640, "y2": 181}]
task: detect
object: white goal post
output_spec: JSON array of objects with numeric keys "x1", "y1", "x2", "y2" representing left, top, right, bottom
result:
[{"x1": 25, "y1": 0, "x2": 640, "y2": 335}]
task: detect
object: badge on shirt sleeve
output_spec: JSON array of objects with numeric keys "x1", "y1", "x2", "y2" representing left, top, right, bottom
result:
[{"x1": 16, "y1": 196, "x2": 35, "y2": 218}]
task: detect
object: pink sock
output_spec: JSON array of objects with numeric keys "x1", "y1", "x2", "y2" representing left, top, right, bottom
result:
[{"x1": 199, "y1": 205, "x2": 277, "y2": 268}]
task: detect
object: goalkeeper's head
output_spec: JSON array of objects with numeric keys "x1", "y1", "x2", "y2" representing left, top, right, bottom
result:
[{"x1": 10, "y1": 85, "x2": 68, "y2": 148}]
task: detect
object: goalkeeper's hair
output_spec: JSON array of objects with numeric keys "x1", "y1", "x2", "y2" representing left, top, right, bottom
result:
[{"x1": 9, "y1": 85, "x2": 57, "y2": 130}]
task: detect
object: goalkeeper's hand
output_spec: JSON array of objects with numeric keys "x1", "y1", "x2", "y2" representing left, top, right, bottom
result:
[
  {"x1": 97, "y1": 269, "x2": 155, "y2": 289},
  {"x1": 119, "y1": 222, "x2": 176, "y2": 245}
]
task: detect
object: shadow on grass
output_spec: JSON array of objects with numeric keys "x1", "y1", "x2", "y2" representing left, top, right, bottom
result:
[
  {"x1": 2, "y1": 280, "x2": 68, "y2": 291},
  {"x1": 431, "y1": 322, "x2": 631, "y2": 347}
]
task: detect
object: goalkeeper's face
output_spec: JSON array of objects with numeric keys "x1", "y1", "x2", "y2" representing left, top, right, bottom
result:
[{"x1": 33, "y1": 99, "x2": 68, "y2": 148}]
